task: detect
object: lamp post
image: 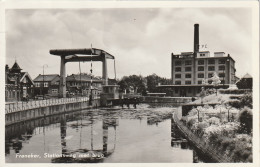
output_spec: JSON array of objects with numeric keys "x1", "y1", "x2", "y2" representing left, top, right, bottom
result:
[
  {"x1": 226, "y1": 58, "x2": 230, "y2": 86},
  {"x1": 42, "y1": 64, "x2": 48, "y2": 100}
]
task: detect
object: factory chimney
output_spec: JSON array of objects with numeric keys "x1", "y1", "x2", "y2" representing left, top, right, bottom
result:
[{"x1": 194, "y1": 24, "x2": 199, "y2": 56}]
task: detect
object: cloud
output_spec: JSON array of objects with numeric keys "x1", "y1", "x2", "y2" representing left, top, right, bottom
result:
[{"x1": 5, "y1": 8, "x2": 252, "y2": 80}]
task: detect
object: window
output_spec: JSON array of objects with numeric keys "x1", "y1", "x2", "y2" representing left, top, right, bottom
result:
[
  {"x1": 175, "y1": 81, "x2": 181, "y2": 85},
  {"x1": 36, "y1": 82, "x2": 40, "y2": 87},
  {"x1": 198, "y1": 66, "x2": 204, "y2": 71},
  {"x1": 208, "y1": 66, "x2": 215, "y2": 71},
  {"x1": 185, "y1": 67, "x2": 191, "y2": 72},
  {"x1": 185, "y1": 60, "x2": 192, "y2": 65},
  {"x1": 198, "y1": 80, "x2": 202, "y2": 84},
  {"x1": 175, "y1": 74, "x2": 181, "y2": 78},
  {"x1": 219, "y1": 73, "x2": 225, "y2": 77},
  {"x1": 219, "y1": 65, "x2": 225, "y2": 70},
  {"x1": 208, "y1": 73, "x2": 213, "y2": 78},
  {"x1": 198, "y1": 60, "x2": 204, "y2": 65},
  {"x1": 52, "y1": 89, "x2": 58, "y2": 94},
  {"x1": 175, "y1": 61, "x2": 182, "y2": 66},
  {"x1": 175, "y1": 67, "x2": 181, "y2": 72},
  {"x1": 185, "y1": 81, "x2": 191, "y2": 85},
  {"x1": 219, "y1": 59, "x2": 226, "y2": 64},
  {"x1": 221, "y1": 80, "x2": 225, "y2": 84},
  {"x1": 44, "y1": 82, "x2": 48, "y2": 87},
  {"x1": 200, "y1": 54, "x2": 205, "y2": 57},
  {"x1": 185, "y1": 74, "x2": 191, "y2": 78},
  {"x1": 198, "y1": 73, "x2": 204, "y2": 78},
  {"x1": 208, "y1": 59, "x2": 215, "y2": 64}
]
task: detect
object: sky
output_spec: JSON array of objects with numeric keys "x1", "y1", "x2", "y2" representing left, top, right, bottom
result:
[{"x1": 5, "y1": 8, "x2": 252, "y2": 80}]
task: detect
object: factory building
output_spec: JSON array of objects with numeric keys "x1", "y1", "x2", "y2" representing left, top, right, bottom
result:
[{"x1": 158, "y1": 24, "x2": 237, "y2": 97}]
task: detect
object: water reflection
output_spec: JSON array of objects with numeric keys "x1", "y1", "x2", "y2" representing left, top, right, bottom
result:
[
  {"x1": 5, "y1": 105, "x2": 206, "y2": 163},
  {"x1": 51, "y1": 113, "x2": 119, "y2": 163}
]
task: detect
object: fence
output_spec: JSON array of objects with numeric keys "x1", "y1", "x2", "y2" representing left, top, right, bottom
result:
[
  {"x1": 5, "y1": 97, "x2": 94, "y2": 114},
  {"x1": 173, "y1": 112, "x2": 232, "y2": 163}
]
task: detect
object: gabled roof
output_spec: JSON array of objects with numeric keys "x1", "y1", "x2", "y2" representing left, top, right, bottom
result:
[
  {"x1": 20, "y1": 72, "x2": 34, "y2": 84},
  {"x1": 34, "y1": 74, "x2": 59, "y2": 82}
]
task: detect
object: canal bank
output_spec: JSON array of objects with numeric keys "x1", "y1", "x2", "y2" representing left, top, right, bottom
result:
[
  {"x1": 5, "y1": 98, "x2": 100, "y2": 126},
  {"x1": 173, "y1": 107, "x2": 232, "y2": 163},
  {"x1": 6, "y1": 96, "x2": 192, "y2": 126}
]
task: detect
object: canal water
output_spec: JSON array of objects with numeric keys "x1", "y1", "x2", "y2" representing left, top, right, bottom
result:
[{"x1": 5, "y1": 104, "x2": 204, "y2": 163}]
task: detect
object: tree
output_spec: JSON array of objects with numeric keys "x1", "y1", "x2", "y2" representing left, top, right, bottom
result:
[
  {"x1": 211, "y1": 72, "x2": 221, "y2": 95},
  {"x1": 146, "y1": 73, "x2": 171, "y2": 93},
  {"x1": 118, "y1": 75, "x2": 146, "y2": 95}
]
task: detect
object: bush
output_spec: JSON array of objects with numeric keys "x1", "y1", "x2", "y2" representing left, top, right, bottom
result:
[
  {"x1": 240, "y1": 92, "x2": 252, "y2": 109},
  {"x1": 228, "y1": 100, "x2": 241, "y2": 109},
  {"x1": 218, "y1": 89, "x2": 251, "y2": 94},
  {"x1": 238, "y1": 107, "x2": 252, "y2": 134}
]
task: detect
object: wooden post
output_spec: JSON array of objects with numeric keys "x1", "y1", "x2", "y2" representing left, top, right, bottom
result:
[
  {"x1": 102, "y1": 55, "x2": 108, "y2": 85},
  {"x1": 59, "y1": 56, "x2": 66, "y2": 98}
]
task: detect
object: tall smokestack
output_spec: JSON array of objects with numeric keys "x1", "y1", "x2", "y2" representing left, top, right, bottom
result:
[{"x1": 194, "y1": 24, "x2": 199, "y2": 56}]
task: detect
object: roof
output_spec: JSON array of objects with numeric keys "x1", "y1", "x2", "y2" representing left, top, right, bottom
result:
[
  {"x1": 66, "y1": 74, "x2": 102, "y2": 82},
  {"x1": 34, "y1": 74, "x2": 59, "y2": 82},
  {"x1": 11, "y1": 61, "x2": 22, "y2": 71},
  {"x1": 242, "y1": 73, "x2": 252, "y2": 79},
  {"x1": 20, "y1": 72, "x2": 34, "y2": 84}
]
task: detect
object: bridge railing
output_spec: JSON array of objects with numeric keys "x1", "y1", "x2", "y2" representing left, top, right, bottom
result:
[
  {"x1": 173, "y1": 112, "x2": 232, "y2": 163},
  {"x1": 5, "y1": 97, "x2": 89, "y2": 114}
]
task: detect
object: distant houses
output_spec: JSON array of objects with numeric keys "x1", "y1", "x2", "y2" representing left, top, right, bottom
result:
[
  {"x1": 32, "y1": 73, "x2": 104, "y2": 97},
  {"x1": 5, "y1": 61, "x2": 34, "y2": 101},
  {"x1": 33, "y1": 74, "x2": 60, "y2": 97},
  {"x1": 66, "y1": 74, "x2": 103, "y2": 96}
]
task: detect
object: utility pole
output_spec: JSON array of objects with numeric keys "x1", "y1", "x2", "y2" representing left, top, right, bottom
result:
[{"x1": 43, "y1": 64, "x2": 48, "y2": 100}]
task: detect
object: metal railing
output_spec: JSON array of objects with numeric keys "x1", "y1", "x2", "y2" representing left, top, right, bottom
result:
[
  {"x1": 5, "y1": 96, "x2": 96, "y2": 114},
  {"x1": 173, "y1": 112, "x2": 232, "y2": 163}
]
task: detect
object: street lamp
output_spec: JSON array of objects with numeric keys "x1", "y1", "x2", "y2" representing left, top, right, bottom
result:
[
  {"x1": 42, "y1": 64, "x2": 48, "y2": 100},
  {"x1": 226, "y1": 58, "x2": 230, "y2": 86}
]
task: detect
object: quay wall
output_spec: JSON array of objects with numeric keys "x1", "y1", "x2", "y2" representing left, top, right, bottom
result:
[
  {"x1": 142, "y1": 96, "x2": 192, "y2": 104},
  {"x1": 5, "y1": 99, "x2": 100, "y2": 126},
  {"x1": 173, "y1": 107, "x2": 231, "y2": 163}
]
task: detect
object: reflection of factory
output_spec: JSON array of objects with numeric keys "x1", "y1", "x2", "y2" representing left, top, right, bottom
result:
[{"x1": 52, "y1": 113, "x2": 119, "y2": 163}]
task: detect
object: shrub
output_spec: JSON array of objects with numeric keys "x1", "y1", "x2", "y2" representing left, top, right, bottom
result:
[
  {"x1": 240, "y1": 92, "x2": 252, "y2": 109},
  {"x1": 228, "y1": 100, "x2": 241, "y2": 109},
  {"x1": 238, "y1": 107, "x2": 252, "y2": 134},
  {"x1": 218, "y1": 89, "x2": 251, "y2": 94}
]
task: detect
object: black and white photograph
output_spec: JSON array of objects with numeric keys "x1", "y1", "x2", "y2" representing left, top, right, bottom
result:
[{"x1": 1, "y1": 0, "x2": 259, "y2": 165}]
